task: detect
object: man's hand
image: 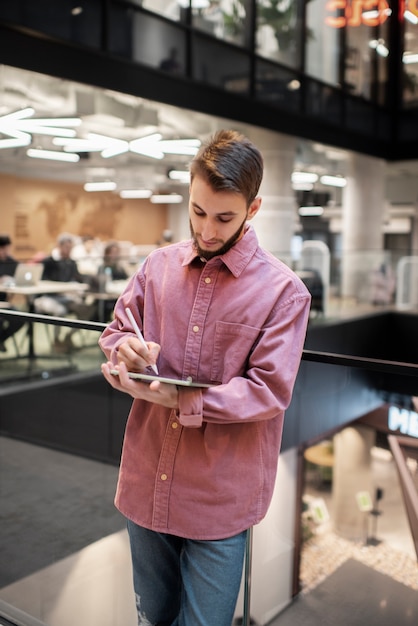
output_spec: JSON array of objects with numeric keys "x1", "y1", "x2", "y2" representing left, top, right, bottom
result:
[
  {"x1": 101, "y1": 361, "x2": 179, "y2": 409},
  {"x1": 116, "y1": 336, "x2": 160, "y2": 373}
]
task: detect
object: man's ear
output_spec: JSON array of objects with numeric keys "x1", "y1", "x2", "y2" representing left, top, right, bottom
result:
[{"x1": 247, "y1": 197, "x2": 262, "y2": 221}]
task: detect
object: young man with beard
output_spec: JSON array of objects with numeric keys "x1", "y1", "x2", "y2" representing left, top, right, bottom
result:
[{"x1": 99, "y1": 130, "x2": 311, "y2": 626}]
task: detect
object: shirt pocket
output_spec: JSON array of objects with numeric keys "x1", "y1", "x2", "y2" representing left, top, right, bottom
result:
[{"x1": 211, "y1": 321, "x2": 261, "y2": 384}]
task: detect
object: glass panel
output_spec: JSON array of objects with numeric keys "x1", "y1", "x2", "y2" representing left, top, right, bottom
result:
[
  {"x1": 192, "y1": 0, "x2": 253, "y2": 48},
  {"x1": 402, "y1": 7, "x2": 418, "y2": 108},
  {"x1": 0, "y1": 0, "x2": 102, "y2": 49},
  {"x1": 398, "y1": 109, "x2": 418, "y2": 141},
  {"x1": 345, "y1": 4, "x2": 390, "y2": 104},
  {"x1": 345, "y1": 96, "x2": 375, "y2": 134},
  {"x1": 255, "y1": 59, "x2": 302, "y2": 112},
  {"x1": 112, "y1": 11, "x2": 186, "y2": 74},
  {"x1": 305, "y1": 0, "x2": 341, "y2": 86},
  {"x1": 192, "y1": 35, "x2": 250, "y2": 93},
  {"x1": 0, "y1": 315, "x2": 104, "y2": 383},
  {"x1": 376, "y1": 109, "x2": 392, "y2": 141},
  {"x1": 305, "y1": 79, "x2": 343, "y2": 125},
  {"x1": 141, "y1": 0, "x2": 184, "y2": 21},
  {"x1": 256, "y1": 0, "x2": 303, "y2": 69}
]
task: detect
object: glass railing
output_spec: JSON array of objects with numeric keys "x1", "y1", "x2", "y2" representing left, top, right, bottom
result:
[{"x1": 1, "y1": 308, "x2": 417, "y2": 625}]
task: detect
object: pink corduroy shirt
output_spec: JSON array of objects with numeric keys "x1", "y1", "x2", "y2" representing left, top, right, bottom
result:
[{"x1": 99, "y1": 225, "x2": 311, "y2": 540}]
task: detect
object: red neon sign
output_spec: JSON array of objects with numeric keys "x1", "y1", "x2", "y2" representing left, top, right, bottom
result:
[{"x1": 325, "y1": 0, "x2": 394, "y2": 28}]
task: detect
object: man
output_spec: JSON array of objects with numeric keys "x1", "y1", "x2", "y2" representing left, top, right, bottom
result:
[
  {"x1": 99, "y1": 130, "x2": 311, "y2": 626},
  {"x1": 0, "y1": 234, "x2": 25, "y2": 352},
  {"x1": 36, "y1": 233, "x2": 91, "y2": 348}
]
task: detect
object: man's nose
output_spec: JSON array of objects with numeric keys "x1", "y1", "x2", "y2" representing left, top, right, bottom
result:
[{"x1": 201, "y1": 220, "x2": 217, "y2": 241}]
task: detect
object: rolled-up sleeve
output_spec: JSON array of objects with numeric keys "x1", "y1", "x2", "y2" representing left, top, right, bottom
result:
[{"x1": 177, "y1": 388, "x2": 203, "y2": 427}]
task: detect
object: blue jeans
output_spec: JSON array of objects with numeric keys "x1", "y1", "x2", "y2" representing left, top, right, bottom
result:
[{"x1": 127, "y1": 520, "x2": 247, "y2": 626}]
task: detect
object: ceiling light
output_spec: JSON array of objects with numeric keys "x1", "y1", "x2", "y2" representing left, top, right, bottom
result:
[
  {"x1": 287, "y1": 79, "x2": 301, "y2": 91},
  {"x1": 0, "y1": 132, "x2": 31, "y2": 149},
  {"x1": 320, "y1": 175, "x2": 347, "y2": 187},
  {"x1": 292, "y1": 182, "x2": 314, "y2": 191},
  {"x1": 292, "y1": 172, "x2": 319, "y2": 184},
  {"x1": 130, "y1": 134, "x2": 201, "y2": 159},
  {"x1": 363, "y1": 8, "x2": 391, "y2": 19},
  {"x1": 84, "y1": 181, "x2": 117, "y2": 191},
  {"x1": 404, "y1": 10, "x2": 418, "y2": 24},
  {"x1": 120, "y1": 189, "x2": 153, "y2": 199},
  {"x1": 298, "y1": 206, "x2": 324, "y2": 216},
  {"x1": 27, "y1": 148, "x2": 80, "y2": 162},
  {"x1": 369, "y1": 39, "x2": 389, "y2": 57},
  {"x1": 403, "y1": 53, "x2": 418, "y2": 64},
  {"x1": 157, "y1": 139, "x2": 201, "y2": 155},
  {"x1": 150, "y1": 194, "x2": 183, "y2": 204},
  {"x1": 0, "y1": 108, "x2": 80, "y2": 147},
  {"x1": 55, "y1": 133, "x2": 129, "y2": 157},
  {"x1": 168, "y1": 169, "x2": 191, "y2": 183},
  {"x1": 129, "y1": 133, "x2": 164, "y2": 159},
  {"x1": 0, "y1": 109, "x2": 81, "y2": 138},
  {"x1": 17, "y1": 117, "x2": 81, "y2": 137}
]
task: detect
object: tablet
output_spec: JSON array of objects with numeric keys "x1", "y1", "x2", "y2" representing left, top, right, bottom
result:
[{"x1": 110, "y1": 369, "x2": 213, "y2": 388}]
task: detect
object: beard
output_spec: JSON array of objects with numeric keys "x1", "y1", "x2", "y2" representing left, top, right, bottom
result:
[{"x1": 190, "y1": 215, "x2": 248, "y2": 260}]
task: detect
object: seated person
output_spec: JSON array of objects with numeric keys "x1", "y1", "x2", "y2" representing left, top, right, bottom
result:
[
  {"x1": 95, "y1": 241, "x2": 129, "y2": 321},
  {"x1": 35, "y1": 233, "x2": 93, "y2": 349},
  {"x1": 71, "y1": 234, "x2": 103, "y2": 276},
  {"x1": 0, "y1": 234, "x2": 26, "y2": 352},
  {"x1": 99, "y1": 241, "x2": 129, "y2": 281}
]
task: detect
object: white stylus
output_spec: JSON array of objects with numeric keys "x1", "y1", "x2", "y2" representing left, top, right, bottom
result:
[{"x1": 125, "y1": 307, "x2": 159, "y2": 375}]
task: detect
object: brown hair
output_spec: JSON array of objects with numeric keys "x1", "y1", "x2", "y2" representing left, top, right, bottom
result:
[{"x1": 189, "y1": 130, "x2": 263, "y2": 207}]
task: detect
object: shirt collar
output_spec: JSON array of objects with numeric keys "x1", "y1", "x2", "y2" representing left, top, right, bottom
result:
[{"x1": 182, "y1": 224, "x2": 259, "y2": 277}]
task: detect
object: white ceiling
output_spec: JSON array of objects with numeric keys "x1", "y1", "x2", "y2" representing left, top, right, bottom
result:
[{"x1": 0, "y1": 64, "x2": 417, "y2": 209}]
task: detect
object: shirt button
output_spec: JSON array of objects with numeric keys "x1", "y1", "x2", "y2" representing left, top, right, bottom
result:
[
  {"x1": 171, "y1": 422, "x2": 178, "y2": 429},
  {"x1": 204, "y1": 277, "x2": 211, "y2": 284},
  {"x1": 193, "y1": 325, "x2": 199, "y2": 333},
  {"x1": 160, "y1": 473, "x2": 168, "y2": 481}
]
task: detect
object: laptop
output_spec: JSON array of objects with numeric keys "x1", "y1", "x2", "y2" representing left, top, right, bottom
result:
[{"x1": 13, "y1": 263, "x2": 44, "y2": 287}]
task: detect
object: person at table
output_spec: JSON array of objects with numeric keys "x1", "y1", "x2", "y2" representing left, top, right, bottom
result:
[
  {"x1": 95, "y1": 241, "x2": 129, "y2": 321},
  {"x1": 99, "y1": 241, "x2": 129, "y2": 282},
  {"x1": 71, "y1": 234, "x2": 103, "y2": 276},
  {"x1": 0, "y1": 234, "x2": 26, "y2": 352},
  {"x1": 35, "y1": 233, "x2": 92, "y2": 349}
]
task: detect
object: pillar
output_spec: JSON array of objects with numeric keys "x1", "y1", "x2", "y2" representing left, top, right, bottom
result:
[
  {"x1": 247, "y1": 127, "x2": 297, "y2": 263},
  {"x1": 332, "y1": 425, "x2": 375, "y2": 540},
  {"x1": 341, "y1": 153, "x2": 386, "y2": 298}
]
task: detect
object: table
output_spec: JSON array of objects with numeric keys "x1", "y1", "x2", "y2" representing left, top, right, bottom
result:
[
  {"x1": 88, "y1": 279, "x2": 128, "y2": 322},
  {"x1": 0, "y1": 281, "x2": 89, "y2": 358}
]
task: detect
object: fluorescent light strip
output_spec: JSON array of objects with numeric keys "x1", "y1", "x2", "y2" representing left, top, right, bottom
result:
[
  {"x1": 0, "y1": 107, "x2": 35, "y2": 123},
  {"x1": 19, "y1": 125, "x2": 78, "y2": 138},
  {"x1": 168, "y1": 170, "x2": 191, "y2": 183},
  {"x1": 292, "y1": 182, "x2": 314, "y2": 191},
  {"x1": 0, "y1": 132, "x2": 31, "y2": 149},
  {"x1": 320, "y1": 175, "x2": 347, "y2": 187},
  {"x1": 405, "y1": 10, "x2": 418, "y2": 24},
  {"x1": 369, "y1": 39, "x2": 389, "y2": 57},
  {"x1": 27, "y1": 148, "x2": 80, "y2": 162},
  {"x1": 292, "y1": 172, "x2": 319, "y2": 184},
  {"x1": 150, "y1": 194, "x2": 183, "y2": 204},
  {"x1": 403, "y1": 53, "x2": 418, "y2": 64},
  {"x1": 84, "y1": 181, "x2": 117, "y2": 192},
  {"x1": 363, "y1": 8, "x2": 392, "y2": 19},
  {"x1": 120, "y1": 189, "x2": 153, "y2": 199},
  {"x1": 298, "y1": 206, "x2": 324, "y2": 216}
]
